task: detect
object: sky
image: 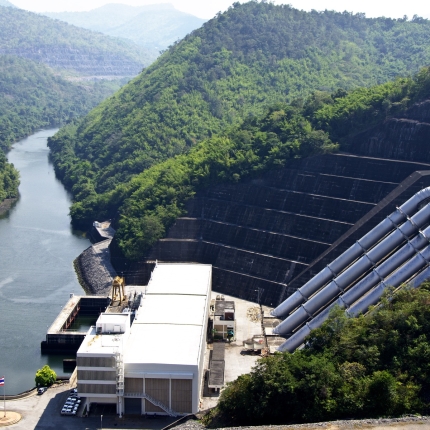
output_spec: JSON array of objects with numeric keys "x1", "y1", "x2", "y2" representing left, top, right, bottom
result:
[{"x1": 9, "y1": 0, "x2": 430, "y2": 20}]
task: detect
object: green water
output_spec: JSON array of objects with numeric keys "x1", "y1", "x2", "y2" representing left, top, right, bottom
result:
[{"x1": 67, "y1": 315, "x2": 97, "y2": 332}]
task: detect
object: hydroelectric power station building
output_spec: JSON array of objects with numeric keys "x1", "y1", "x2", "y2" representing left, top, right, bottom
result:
[{"x1": 76, "y1": 263, "x2": 212, "y2": 416}]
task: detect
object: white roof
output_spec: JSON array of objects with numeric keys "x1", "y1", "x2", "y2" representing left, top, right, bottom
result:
[
  {"x1": 77, "y1": 327, "x2": 126, "y2": 355},
  {"x1": 125, "y1": 324, "x2": 203, "y2": 366},
  {"x1": 97, "y1": 313, "x2": 128, "y2": 325},
  {"x1": 147, "y1": 263, "x2": 211, "y2": 296},
  {"x1": 134, "y1": 295, "x2": 208, "y2": 326},
  {"x1": 124, "y1": 263, "x2": 211, "y2": 368}
]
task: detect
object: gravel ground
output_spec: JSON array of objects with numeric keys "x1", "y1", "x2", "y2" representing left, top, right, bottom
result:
[
  {"x1": 171, "y1": 416, "x2": 430, "y2": 430},
  {"x1": 74, "y1": 239, "x2": 117, "y2": 295}
]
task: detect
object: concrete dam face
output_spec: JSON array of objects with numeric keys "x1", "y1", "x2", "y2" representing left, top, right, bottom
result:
[{"x1": 121, "y1": 99, "x2": 430, "y2": 308}]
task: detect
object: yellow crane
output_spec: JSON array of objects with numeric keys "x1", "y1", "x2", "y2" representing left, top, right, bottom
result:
[{"x1": 111, "y1": 276, "x2": 126, "y2": 303}]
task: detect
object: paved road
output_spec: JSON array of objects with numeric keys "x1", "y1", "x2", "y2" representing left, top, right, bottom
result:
[{"x1": 5, "y1": 384, "x2": 176, "y2": 430}]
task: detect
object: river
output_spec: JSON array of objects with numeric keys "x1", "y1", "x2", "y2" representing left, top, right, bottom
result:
[{"x1": 0, "y1": 129, "x2": 90, "y2": 395}]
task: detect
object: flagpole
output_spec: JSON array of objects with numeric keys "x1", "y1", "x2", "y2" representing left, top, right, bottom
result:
[{"x1": 3, "y1": 377, "x2": 5, "y2": 418}]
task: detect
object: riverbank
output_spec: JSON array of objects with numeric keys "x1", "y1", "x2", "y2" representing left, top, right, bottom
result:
[
  {"x1": 0, "y1": 198, "x2": 17, "y2": 216},
  {"x1": 74, "y1": 239, "x2": 117, "y2": 295}
]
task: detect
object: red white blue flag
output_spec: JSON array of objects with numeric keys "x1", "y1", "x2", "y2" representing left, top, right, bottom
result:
[{"x1": 0, "y1": 377, "x2": 4, "y2": 386}]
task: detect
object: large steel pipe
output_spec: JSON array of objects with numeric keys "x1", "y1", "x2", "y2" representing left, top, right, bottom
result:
[
  {"x1": 278, "y1": 248, "x2": 430, "y2": 351},
  {"x1": 278, "y1": 239, "x2": 430, "y2": 352},
  {"x1": 279, "y1": 248, "x2": 430, "y2": 352},
  {"x1": 271, "y1": 187, "x2": 430, "y2": 319},
  {"x1": 273, "y1": 215, "x2": 430, "y2": 336},
  {"x1": 277, "y1": 298, "x2": 344, "y2": 352},
  {"x1": 275, "y1": 225, "x2": 430, "y2": 337},
  {"x1": 342, "y1": 229, "x2": 430, "y2": 305},
  {"x1": 348, "y1": 245, "x2": 430, "y2": 316},
  {"x1": 410, "y1": 266, "x2": 430, "y2": 288}
]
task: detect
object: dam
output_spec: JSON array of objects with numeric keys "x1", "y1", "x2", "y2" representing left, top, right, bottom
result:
[
  {"x1": 119, "y1": 153, "x2": 430, "y2": 308},
  {"x1": 106, "y1": 97, "x2": 430, "y2": 311}
]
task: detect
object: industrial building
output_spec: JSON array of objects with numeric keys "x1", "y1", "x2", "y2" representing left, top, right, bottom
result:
[
  {"x1": 76, "y1": 263, "x2": 212, "y2": 416},
  {"x1": 211, "y1": 298, "x2": 235, "y2": 340}
]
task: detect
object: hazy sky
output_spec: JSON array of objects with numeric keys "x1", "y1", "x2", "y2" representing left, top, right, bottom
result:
[{"x1": 9, "y1": 0, "x2": 430, "y2": 20}]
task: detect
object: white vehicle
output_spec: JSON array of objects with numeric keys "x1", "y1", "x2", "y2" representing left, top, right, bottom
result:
[{"x1": 37, "y1": 387, "x2": 46, "y2": 395}]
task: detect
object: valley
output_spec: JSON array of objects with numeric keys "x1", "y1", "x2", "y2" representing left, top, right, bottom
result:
[{"x1": 3, "y1": 0, "x2": 430, "y2": 426}]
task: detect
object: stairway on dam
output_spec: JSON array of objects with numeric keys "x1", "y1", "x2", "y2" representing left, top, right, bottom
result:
[{"x1": 134, "y1": 153, "x2": 430, "y2": 307}]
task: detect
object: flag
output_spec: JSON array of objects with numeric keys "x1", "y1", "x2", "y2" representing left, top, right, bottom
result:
[{"x1": 0, "y1": 377, "x2": 4, "y2": 386}]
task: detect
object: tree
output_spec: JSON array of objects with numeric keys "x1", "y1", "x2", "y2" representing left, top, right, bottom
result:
[{"x1": 35, "y1": 365, "x2": 56, "y2": 387}]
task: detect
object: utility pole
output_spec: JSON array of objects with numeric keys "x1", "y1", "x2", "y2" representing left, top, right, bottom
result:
[{"x1": 255, "y1": 288, "x2": 263, "y2": 304}]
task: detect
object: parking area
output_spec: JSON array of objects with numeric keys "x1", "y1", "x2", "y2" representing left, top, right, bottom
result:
[
  {"x1": 59, "y1": 388, "x2": 83, "y2": 417},
  {"x1": 4, "y1": 384, "x2": 177, "y2": 429}
]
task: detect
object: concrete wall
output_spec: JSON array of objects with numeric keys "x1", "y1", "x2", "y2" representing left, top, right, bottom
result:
[
  {"x1": 110, "y1": 99, "x2": 430, "y2": 307},
  {"x1": 129, "y1": 151, "x2": 430, "y2": 307}
]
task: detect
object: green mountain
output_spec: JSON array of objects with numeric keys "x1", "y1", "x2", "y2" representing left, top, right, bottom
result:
[
  {"x1": 49, "y1": 66, "x2": 430, "y2": 259},
  {"x1": 44, "y1": 3, "x2": 206, "y2": 54},
  {"x1": 0, "y1": 6, "x2": 154, "y2": 76},
  {"x1": 0, "y1": 55, "x2": 125, "y2": 152},
  {"x1": 48, "y1": 2, "x2": 430, "y2": 255}
]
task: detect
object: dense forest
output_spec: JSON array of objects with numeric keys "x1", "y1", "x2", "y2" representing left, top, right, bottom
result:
[
  {"x1": 50, "y1": 67, "x2": 430, "y2": 259},
  {"x1": 0, "y1": 6, "x2": 152, "y2": 76},
  {"x1": 44, "y1": 3, "x2": 206, "y2": 55},
  {"x1": 48, "y1": 2, "x2": 430, "y2": 256},
  {"x1": 0, "y1": 150, "x2": 19, "y2": 203},
  {"x1": 0, "y1": 55, "x2": 126, "y2": 152},
  {"x1": 206, "y1": 284, "x2": 430, "y2": 425}
]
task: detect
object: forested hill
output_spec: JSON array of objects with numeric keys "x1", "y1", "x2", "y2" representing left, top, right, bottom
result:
[
  {"x1": 0, "y1": 6, "x2": 153, "y2": 76},
  {"x1": 0, "y1": 55, "x2": 124, "y2": 152},
  {"x1": 48, "y1": 2, "x2": 430, "y2": 252},
  {"x1": 49, "y1": 65, "x2": 430, "y2": 259},
  {"x1": 44, "y1": 4, "x2": 206, "y2": 55}
]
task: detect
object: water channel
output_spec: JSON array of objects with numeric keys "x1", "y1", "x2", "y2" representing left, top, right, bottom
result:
[{"x1": 0, "y1": 129, "x2": 90, "y2": 394}]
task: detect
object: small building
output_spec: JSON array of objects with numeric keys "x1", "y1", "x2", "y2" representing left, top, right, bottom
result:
[
  {"x1": 212, "y1": 299, "x2": 235, "y2": 340},
  {"x1": 77, "y1": 263, "x2": 212, "y2": 416}
]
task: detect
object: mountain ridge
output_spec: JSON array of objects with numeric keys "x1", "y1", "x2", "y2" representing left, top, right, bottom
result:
[
  {"x1": 0, "y1": 6, "x2": 154, "y2": 76},
  {"x1": 0, "y1": 55, "x2": 125, "y2": 152},
  {"x1": 43, "y1": 3, "x2": 206, "y2": 53}
]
